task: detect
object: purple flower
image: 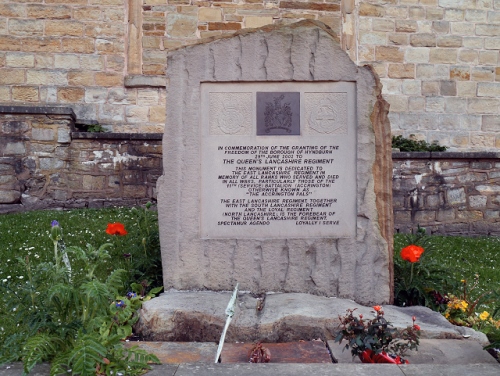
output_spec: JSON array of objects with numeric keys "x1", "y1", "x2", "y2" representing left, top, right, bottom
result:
[
  {"x1": 115, "y1": 300, "x2": 125, "y2": 308},
  {"x1": 51, "y1": 220, "x2": 60, "y2": 227},
  {"x1": 126, "y1": 292, "x2": 137, "y2": 299}
]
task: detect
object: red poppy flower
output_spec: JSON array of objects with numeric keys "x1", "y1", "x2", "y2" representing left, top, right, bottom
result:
[
  {"x1": 400, "y1": 245, "x2": 424, "y2": 263},
  {"x1": 373, "y1": 305, "x2": 382, "y2": 312},
  {"x1": 106, "y1": 222, "x2": 128, "y2": 236},
  {"x1": 413, "y1": 324, "x2": 421, "y2": 331}
]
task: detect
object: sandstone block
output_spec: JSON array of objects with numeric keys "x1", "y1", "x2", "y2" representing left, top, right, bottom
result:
[
  {"x1": 54, "y1": 54, "x2": 80, "y2": 69},
  {"x1": 468, "y1": 98, "x2": 500, "y2": 114},
  {"x1": 6, "y1": 53, "x2": 35, "y2": 68},
  {"x1": 396, "y1": 20, "x2": 417, "y2": 33},
  {"x1": 22, "y1": 37, "x2": 62, "y2": 53},
  {"x1": 445, "y1": 97, "x2": 467, "y2": 113},
  {"x1": 388, "y1": 64, "x2": 414, "y2": 79},
  {"x1": 409, "y1": 6, "x2": 426, "y2": 19},
  {"x1": 26, "y1": 69, "x2": 67, "y2": 85},
  {"x1": 440, "y1": 80, "x2": 456, "y2": 96},
  {"x1": 68, "y1": 71, "x2": 94, "y2": 86},
  {"x1": 450, "y1": 22, "x2": 475, "y2": 35},
  {"x1": 98, "y1": 104, "x2": 124, "y2": 122},
  {"x1": 426, "y1": 7, "x2": 443, "y2": 20},
  {"x1": 410, "y1": 33, "x2": 436, "y2": 47},
  {"x1": 359, "y1": 31, "x2": 386, "y2": 45},
  {"x1": 402, "y1": 80, "x2": 421, "y2": 95},
  {"x1": 426, "y1": 97, "x2": 445, "y2": 112},
  {"x1": 463, "y1": 37, "x2": 483, "y2": 49},
  {"x1": 40, "y1": 157, "x2": 64, "y2": 170},
  {"x1": 478, "y1": 51, "x2": 498, "y2": 65},
  {"x1": 208, "y1": 22, "x2": 241, "y2": 31},
  {"x1": 422, "y1": 81, "x2": 440, "y2": 96},
  {"x1": 198, "y1": 8, "x2": 222, "y2": 22},
  {"x1": 9, "y1": 19, "x2": 43, "y2": 36},
  {"x1": 458, "y1": 49, "x2": 477, "y2": 64},
  {"x1": 432, "y1": 20, "x2": 449, "y2": 33},
  {"x1": 0, "y1": 190, "x2": 21, "y2": 204},
  {"x1": 457, "y1": 81, "x2": 477, "y2": 97},
  {"x1": 471, "y1": 66, "x2": 495, "y2": 81},
  {"x1": 126, "y1": 105, "x2": 149, "y2": 123},
  {"x1": 80, "y1": 55, "x2": 104, "y2": 71},
  {"x1": 414, "y1": 210, "x2": 436, "y2": 222},
  {"x1": 477, "y1": 82, "x2": 500, "y2": 97},
  {"x1": 62, "y1": 38, "x2": 95, "y2": 54},
  {"x1": 386, "y1": 6, "x2": 408, "y2": 18},
  {"x1": 405, "y1": 47, "x2": 430, "y2": 63},
  {"x1": 482, "y1": 115, "x2": 500, "y2": 131},
  {"x1": 82, "y1": 175, "x2": 106, "y2": 191},
  {"x1": 449, "y1": 132, "x2": 470, "y2": 148},
  {"x1": 0, "y1": 87, "x2": 10, "y2": 101},
  {"x1": 32, "y1": 128, "x2": 55, "y2": 141},
  {"x1": 476, "y1": 23, "x2": 500, "y2": 36},
  {"x1": 279, "y1": 2, "x2": 340, "y2": 11},
  {"x1": 245, "y1": 16, "x2": 273, "y2": 29},
  {"x1": 12, "y1": 86, "x2": 39, "y2": 102},
  {"x1": 150, "y1": 105, "x2": 166, "y2": 123},
  {"x1": 444, "y1": 9, "x2": 464, "y2": 21},
  {"x1": 388, "y1": 33, "x2": 408, "y2": 45},
  {"x1": 437, "y1": 35, "x2": 462, "y2": 47},
  {"x1": 45, "y1": 20, "x2": 84, "y2": 37},
  {"x1": 438, "y1": 0, "x2": 475, "y2": 9},
  {"x1": 0, "y1": 68, "x2": 25, "y2": 84},
  {"x1": 0, "y1": 36, "x2": 21, "y2": 52},
  {"x1": 359, "y1": 3, "x2": 384, "y2": 17},
  {"x1": 167, "y1": 13, "x2": 198, "y2": 37},
  {"x1": 73, "y1": 6, "x2": 102, "y2": 21},
  {"x1": 497, "y1": 67, "x2": 500, "y2": 81},
  {"x1": 450, "y1": 66, "x2": 470, "y2": 81},
  {"x1": 84, "y1": 88, "x2": 107, "y2": 103},
  {"x1": 27, "y1": 4, "x2": 71, "y2": 19},
  {"x1": 94, "y1": 72, "x2": 123, "y2": 87},
  {"x1": 465, "y1": 9, "x2": 488, "y2": 21},
  {"x1": 372, "y1": 18, "x2": 394, "y2": 32},
  {"x1": 375, "y1": 46, "x2": 403, "y2": 62},
  {"x1": 430, "y1": 48, "x2": 457, "y2": 64},
  {"x1": 57, "y1": 87, "x2": 84, "y2": 103}
]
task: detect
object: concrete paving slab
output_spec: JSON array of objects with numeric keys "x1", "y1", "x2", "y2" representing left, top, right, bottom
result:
[
  {"x1": 125, "y1": 341, "x2": 217, "y2": 364},
  {"x1": 221, "y1": 340, "x2": 332, "y2": 363},
  {"x1": 398, "y1": 363, "x2": 500, "y2": 376},
  {"x1": 172, "y1": 363, "x2": 406, "y2": 376},
  {"x1": 328, "y1": 339, "x2": 498, "y2": 364},
  {"x1": 0, "y1": 363, "x2": 51, "y2": 376}
]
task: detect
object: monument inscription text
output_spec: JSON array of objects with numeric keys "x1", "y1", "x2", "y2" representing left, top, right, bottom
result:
[{"x1": 201, "y1": 82, "x2": 356, "y2": 239}]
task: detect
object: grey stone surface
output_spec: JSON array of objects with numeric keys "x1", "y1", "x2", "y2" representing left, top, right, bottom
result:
[
  {"x1": 135, "y1": 292, "x2": 481, "y2": 343},
  {"x1": 157, "y1": 20, "x2": 393, "y2": 305}
]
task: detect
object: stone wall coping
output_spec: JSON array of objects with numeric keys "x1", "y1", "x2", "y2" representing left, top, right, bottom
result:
[
  {"x1": 71, "y1": 132, "x2": 163, "y2": 141},
  {"x1": 124, "y1": 75, "x2": 167, "y2": 88},
  {"x1": 0, "y1": 105, "x2": 76, "y2": 119},
  {"x1": 392, "y1": 151, "x2": 500, "y2": 160}
]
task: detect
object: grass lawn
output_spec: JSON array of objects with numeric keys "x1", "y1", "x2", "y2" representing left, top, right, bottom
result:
[{"x1": 395, "y1": 233, "x2": 500, "y2": 304}]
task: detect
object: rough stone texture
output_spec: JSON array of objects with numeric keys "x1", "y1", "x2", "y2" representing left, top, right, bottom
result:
[
  {"x1": 0, "y1": 107, "x2": 162, "y2": 213},
  {"x1": 157, "y1": 21, "x2": 392, "y2": 305},
  {"x1": 393, "y1": 152, "x2": 500, "y2": 235},
  {"x1": 135, "y1": 292, "x2": 487, "y2": 344}
]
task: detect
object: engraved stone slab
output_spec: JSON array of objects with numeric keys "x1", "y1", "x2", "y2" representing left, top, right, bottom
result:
[
  {"x1": 200, "y1": 82, "x2": 356, "y2": 239},
  {"x1": 156, "y1": 21, "x2": 393, "y2": 305}
]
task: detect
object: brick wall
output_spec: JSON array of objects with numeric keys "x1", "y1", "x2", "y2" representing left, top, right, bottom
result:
[
  {"x1": 0, "y1": 106, "x2": 162, "y2": 214},
  {"x1": 393, "y1": 151, "x2": 500, "y2": 235}
]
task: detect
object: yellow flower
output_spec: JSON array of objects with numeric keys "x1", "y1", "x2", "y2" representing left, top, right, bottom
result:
[
  {"x1": 479, "y1": 311, "x2": 489, "y2": 321},
  {"x1": 444, "y1": 313, "x2": 450, "y2": 319}
]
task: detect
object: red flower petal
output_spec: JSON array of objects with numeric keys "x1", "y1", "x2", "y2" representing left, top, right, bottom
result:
[
  {"x1": 400, "y1": 245, "x2": 424, "y2": 263},
  {"x1": 106, "y1": 222, "x2": 128, "y2": 236}
]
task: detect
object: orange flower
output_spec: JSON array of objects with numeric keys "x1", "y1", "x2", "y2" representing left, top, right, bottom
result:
[
  {"x1": 106, "y1": 222, "x2": 128, "y2": 236},
  {"x1": 400, "y1": 245, "x2": 424, "y2": 263},
  {"x1": 373, "y1": 305, "x2": 382, "y2": 312}
]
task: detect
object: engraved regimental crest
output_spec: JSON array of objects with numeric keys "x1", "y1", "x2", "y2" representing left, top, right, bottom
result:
[
  {"x1": 256, "y1": 92, "x2": 300, "y2": 135},
  {"x1": 209, "y1": 92, "x2": 252, "y2": 135},
  {"x1": 264, "y1": 95, "x2": 292, "y2": 133}
]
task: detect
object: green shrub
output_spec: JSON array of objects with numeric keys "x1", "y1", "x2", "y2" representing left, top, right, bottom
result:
[{"x1": 392, "y1": 135, "x2": 447, "y2": 152}]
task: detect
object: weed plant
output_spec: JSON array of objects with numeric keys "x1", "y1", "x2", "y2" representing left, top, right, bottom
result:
[{"x1": 0, "y1": 205, "x2": 163, "y2": 375}]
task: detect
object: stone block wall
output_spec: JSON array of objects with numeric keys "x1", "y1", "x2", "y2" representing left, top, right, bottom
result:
[
  {"x1": 1, "y1": 1, "x2": 499, "y2": 150},
  {"x1": 356, "y1": 0, "x2": 500, "y2": 150},
  {"x1": 0, "y1": 107, "x2": 162, "y2": 214},
  {"x1": 393, "y1": 152, "x2": 500, "y2": 235}
]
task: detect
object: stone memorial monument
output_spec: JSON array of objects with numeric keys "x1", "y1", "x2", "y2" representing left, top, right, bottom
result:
[{"x1": 156, "y1": 20, "x2": 393, "y2": 305}]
